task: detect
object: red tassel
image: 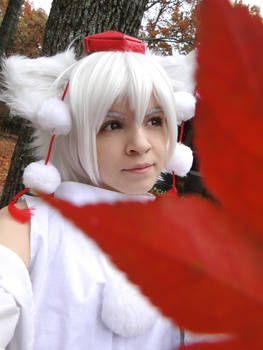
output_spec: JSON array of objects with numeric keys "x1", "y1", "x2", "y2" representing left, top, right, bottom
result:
[
  {"x1": 163, "y1": 171, "x2": 178, "y2": 198},
  {"x1": 8, "y1": 188, "x2": 34, "y2": 223}
]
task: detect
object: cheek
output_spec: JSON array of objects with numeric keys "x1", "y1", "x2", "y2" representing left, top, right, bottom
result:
[
  {"x1": 155, "y1": 130, "x2": 169, "y2": 164},
  {"x1": 96, "y1": 135, "x2": 121, "y2": 176},
  {"x1": 96, "y1": 138, "x2": 108, "y2": 174}
]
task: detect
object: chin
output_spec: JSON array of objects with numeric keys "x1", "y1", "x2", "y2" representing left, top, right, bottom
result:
[{"x1": 119, "y1": 182, "x2": 155, "y2": 195}]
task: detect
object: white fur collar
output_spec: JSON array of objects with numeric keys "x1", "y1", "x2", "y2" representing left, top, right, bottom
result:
[{"x1": 54, "y1": 181, "x2": 155, "y2": 206}]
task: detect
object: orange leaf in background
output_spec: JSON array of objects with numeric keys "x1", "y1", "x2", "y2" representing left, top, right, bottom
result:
[
  {"x1": 41, "y1": 0, "x2": 263, "y2": 346},
  {"x1": 195, "y1": 0, "x2": 263, "y2": 237}
]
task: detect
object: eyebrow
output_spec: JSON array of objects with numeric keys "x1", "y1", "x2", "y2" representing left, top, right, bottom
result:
[
  {"x1": 106, "y1": 107, "x2": 163, "y2": 119},
  {"x1": 106, "y1": 112, "x2": 125, "y2": 119},
  {"x1": 145, "y1": 107, "x2": 163, "y2": 117}
]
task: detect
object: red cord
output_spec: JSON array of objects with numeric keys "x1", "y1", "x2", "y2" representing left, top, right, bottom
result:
[
  {"x1": 62, "y1": 81, "x2": 69, "y2": 101},
  {"x1": 45, "y1": 135, "x2": 55, "y2": 165},
  {"x1": 179, "y1": 120, "x2": 184, "y2": 144}
]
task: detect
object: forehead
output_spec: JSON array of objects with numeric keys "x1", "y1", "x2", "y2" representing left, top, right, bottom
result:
[{"x1": 109, "y1": 94, "x2": 159, "y2": 114}]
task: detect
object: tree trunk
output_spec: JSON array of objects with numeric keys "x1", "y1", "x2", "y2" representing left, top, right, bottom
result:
[
  {"x1": 0, "y1": 123, "x2": 34, "y2": 206},
  {"x1": 0, "y1": 0, "x2": 149, "y2": 208},
  {"x1": 0, "y1": 0, "x2": 24, "y2": 57},
  {"x1": 43, "y1": 0, "x2": 148, "y2": 56}
]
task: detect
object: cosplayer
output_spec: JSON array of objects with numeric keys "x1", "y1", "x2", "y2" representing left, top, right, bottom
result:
[{"x1": 0, "y1": 31, "x2": 196, "y2": 350}]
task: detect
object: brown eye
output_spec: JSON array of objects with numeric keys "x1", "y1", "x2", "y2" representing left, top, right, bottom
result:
[
  {"x1": 101, "y1": 120, "x2": 122, "y2": 132},
  {"x1": 147, "y1": 117, "x2": 163, "y2": 127}
]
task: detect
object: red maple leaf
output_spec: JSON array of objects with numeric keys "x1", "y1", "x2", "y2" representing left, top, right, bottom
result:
[
  {"x1": 41, "y1": 0, "x2": 263, "y2": 348},
  {"x1": 195, "y1": 0, "x2": 263, "y2": 237}
]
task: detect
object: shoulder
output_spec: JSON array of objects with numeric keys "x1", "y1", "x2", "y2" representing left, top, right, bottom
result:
[{"x1": 0, "y1": 201, "x2": 30, "y2": 268}]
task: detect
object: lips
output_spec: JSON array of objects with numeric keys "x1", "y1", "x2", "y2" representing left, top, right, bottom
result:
[{"x1": 122, "y1": 163, "x2": 153, "y2": 174}]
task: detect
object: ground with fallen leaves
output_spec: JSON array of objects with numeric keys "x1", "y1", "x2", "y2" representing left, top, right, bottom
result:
[{"x1": 0, "y1": 131, "x2": 17, "y2": 197}]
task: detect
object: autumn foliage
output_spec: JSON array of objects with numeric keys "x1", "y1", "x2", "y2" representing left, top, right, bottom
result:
[
  {"x1": 140, "y1": 0, "x2": 201, "y2": 55},
  {"x1": 0, "y1": 0, "x2": 47, "y2": 57},
  {"x1": 42, "y1": 0, "x2": 263, "y2": 348},
  {"x1": 140, "y1": 0, "x2": 262, "y2": 55}
]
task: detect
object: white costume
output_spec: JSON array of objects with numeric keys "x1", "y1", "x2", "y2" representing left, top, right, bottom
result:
[{"x1": 0, "y1": 182, "x2": 182, "y2": 350}]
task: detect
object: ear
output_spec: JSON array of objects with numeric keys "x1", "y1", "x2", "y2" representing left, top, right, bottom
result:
[{"x1": 0, "y1": 49, "x2": 76, "y2": 127}]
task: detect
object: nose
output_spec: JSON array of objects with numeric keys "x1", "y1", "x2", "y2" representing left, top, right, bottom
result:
[{"x1": 126, "y1": 126, "x2": 151, "y2": 155}]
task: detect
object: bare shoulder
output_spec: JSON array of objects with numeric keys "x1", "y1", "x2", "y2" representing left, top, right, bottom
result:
[{"x1": 0, "y1": 201, "x2": 30, "y2": 268}]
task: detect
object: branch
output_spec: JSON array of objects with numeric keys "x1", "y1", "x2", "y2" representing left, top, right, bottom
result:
[
  {"x1": 145, "y1": 0, "x2": 161, "y2": 11},
  {"x1": 140, "y1": 36, "x2": 194, "y2": 44}
]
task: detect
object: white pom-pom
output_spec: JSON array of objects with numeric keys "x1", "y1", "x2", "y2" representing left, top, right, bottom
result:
[
  {"x1": 165, "y1": 143, "x2": 193, "y2": 177},
  {"x1": 174, "y1": 91, "x2": 196, "y2": 124},
  {"x1": 102, "y1": 270, "x2": 158, "y2": 337},
  {"x1": 37, "y1": 97, "x2": 71, "y2": 135},
  {"x1": 23, "y1": 160, "x2": 61, "y2": 193}
]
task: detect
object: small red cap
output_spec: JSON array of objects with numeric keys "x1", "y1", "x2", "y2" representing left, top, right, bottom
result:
[{"x1": 83, "y1": 30, "x2": 145, "y2": 55}]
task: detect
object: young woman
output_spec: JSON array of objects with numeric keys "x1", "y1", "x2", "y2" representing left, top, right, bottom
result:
[{"x1": 0, "y1": 31, "x2": 195, "y2": 350}]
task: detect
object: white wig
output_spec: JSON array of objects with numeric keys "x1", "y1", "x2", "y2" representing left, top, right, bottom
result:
[
  {"x1": 0, "y1": 49, "x2": 179, "y2": 186},
  {"x1": 31, "y1": 51, "x2": 178, "y2": 186}
]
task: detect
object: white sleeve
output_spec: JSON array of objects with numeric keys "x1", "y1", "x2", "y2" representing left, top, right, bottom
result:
[
  {"x1": 0, "y1": 244, "x2": 34, "y2": 350},
  {"x1": 0, "y1": 288, "x2": 20, "y2": 349}
]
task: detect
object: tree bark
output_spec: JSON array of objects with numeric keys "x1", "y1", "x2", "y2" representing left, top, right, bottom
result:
[
  {"x1": 0, "y1": 123, "x2": 34, "y2": 206},
  {"x1": 43, "y1": 0, "x2": 148, "y2": 56},
  {"x1": 0, "y1": 0, "x2": 149, "y2": 208},
  {"x1": 0, "y1": 0, "x2": 24, "y2": 57}
]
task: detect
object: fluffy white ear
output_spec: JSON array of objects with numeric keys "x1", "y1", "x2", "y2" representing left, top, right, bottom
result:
[
  {"x1": 0, "y1": 49, "x2": 76, "y2": 125},
  {"x1": 153, "y1": 50, "x2": 197, "y2": 125},
  {"x1": 37, "y1": 97, "x2": 71, "y2": 135},
  {"x1": 23, "y1": 160, "x2": 61, "y2": 193},
  {"x1": 154, "y1": 50, "x2": 197, "y2": 93},
  {"x1": 165, "y1": 143, "x2": 193, "y2": 177}
]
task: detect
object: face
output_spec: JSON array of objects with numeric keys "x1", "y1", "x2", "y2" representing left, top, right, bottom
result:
[{"x1": 96, "y1": 95, "x2": 168, "y2": 195}]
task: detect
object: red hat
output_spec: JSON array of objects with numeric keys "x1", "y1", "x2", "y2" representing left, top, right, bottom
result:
[{"x1": 84, "y1": 30, "x2": 146, "y2": 55}]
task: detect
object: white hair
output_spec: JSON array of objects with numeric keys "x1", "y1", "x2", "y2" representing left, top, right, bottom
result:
[{"x1": 1, "y1": 49, "x2": 179, "y2": 186}]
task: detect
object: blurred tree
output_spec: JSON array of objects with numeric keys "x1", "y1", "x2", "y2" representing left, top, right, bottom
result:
[
  {"x1": 140, "y1": 0, "x2": 201, "y2": 55},
  {"x1": 0, "y1": 0, "x2": 48, "y2": 57},
  {"x1": 140, "y1": 0, "x2": 262, "y2": 55},
  {"x1": 0, "y1": 0, "x2": 24, "y2": 57}
]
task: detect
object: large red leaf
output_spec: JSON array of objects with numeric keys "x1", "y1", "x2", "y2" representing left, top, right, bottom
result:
[
  {"x1": 195, "y1": 0, "x2": 263, "y2": 236},
  {"x1": 41, "y1": 193, "x2": 263, "y2": 335},
  {"x1": 179, "y1": 337, "x2": 263, "y2": 350}
]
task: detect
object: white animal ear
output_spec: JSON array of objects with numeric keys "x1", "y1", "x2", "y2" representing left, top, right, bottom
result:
[
  {"x1": 165, "y1": 143, "x2": 193, "y2": 177},
  {"x1": 0, "y1": 49, "x2": 76, "y2": 126},
  {"x1": 152, "y1": 50, "x2": 197, "y2": 125}
]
